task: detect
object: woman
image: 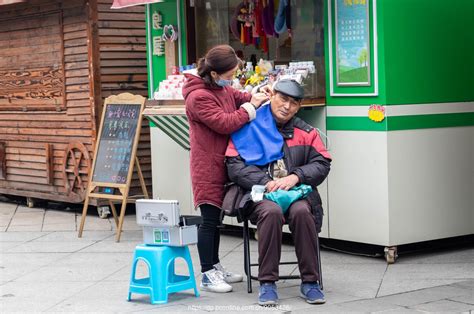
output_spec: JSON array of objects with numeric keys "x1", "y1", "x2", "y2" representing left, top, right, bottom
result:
[{"x1": 182, "y1": 45, "x2": 268, "y2": 293}]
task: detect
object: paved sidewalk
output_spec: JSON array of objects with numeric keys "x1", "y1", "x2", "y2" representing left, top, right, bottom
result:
[{"x1": 0, "y1": 199, "x2": 473, "y2": 313}]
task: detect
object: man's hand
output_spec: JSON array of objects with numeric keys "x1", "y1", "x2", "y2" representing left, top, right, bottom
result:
[
  {"x1": 265, "y1": 174, "x2": 300, "y2": 192},
  {"x1": 250, "y1": 92, "x2": 269, "y2": 109}
]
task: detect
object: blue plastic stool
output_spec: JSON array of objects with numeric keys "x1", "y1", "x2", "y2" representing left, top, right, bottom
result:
[{"x1": 127, "y1": 244, "x2": 199, "y2": 304}]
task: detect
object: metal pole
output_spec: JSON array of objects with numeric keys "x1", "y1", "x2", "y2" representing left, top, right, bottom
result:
[
  {"x1": 146, "y1": 4, "x2": 155, "y2": 97},
  {"x1": 176, "y1": 0, "x2": 183, "y2": 67}
]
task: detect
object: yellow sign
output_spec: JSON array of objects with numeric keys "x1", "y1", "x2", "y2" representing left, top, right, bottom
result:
[{"x1": 368, "y1": 105, "x2": 385, "y2": 122}]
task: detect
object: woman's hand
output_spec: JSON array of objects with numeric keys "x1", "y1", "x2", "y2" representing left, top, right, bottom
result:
[
  {"x1": 265, "y1": 174, "x2": 300, "y2": 192},
  {"x1": 259, "y1": 84, "x2": 274, "y2": 97},
  {"x1": 250, "y1": 92, "x2": 269, "y2": 109}
]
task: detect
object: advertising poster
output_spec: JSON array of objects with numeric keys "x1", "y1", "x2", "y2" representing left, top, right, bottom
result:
[{"x1": 336, "y1": 0, "x2": 370, "y2": 85}]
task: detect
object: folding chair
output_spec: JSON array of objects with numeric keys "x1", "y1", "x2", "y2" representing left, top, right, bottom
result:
[{"x1": 242, "y1": 218, "x2": 323, "y2": 293}]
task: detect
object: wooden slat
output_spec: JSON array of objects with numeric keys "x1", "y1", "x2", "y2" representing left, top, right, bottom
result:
[
  {"x1": 1, "y1": 134, "x2": 93, "y2": 144},
  {"x1": 100, "y1": 67, "x2": 147, "y2": 74},
  {"x1": 0, "y1": 120, "x2": 91, "y2": 129},
  {"x1": 66, "y1": 91, "x2": 90, "y2": 100},
  {"x1": 99, "y1": 44, "x2": 146, "y2": 52},
  {"x1": 66, "y1": 84, "x2": 90, "y2": 92},
  {"x1": 0, "y1": 142, "x2": 5, "y2": 179},
  {"x1": 0, "y1": 12, "x2": 59, "y2": 33},
  {"x1": 63, "y1": 23, "x2": 87, "y2": 33},
  {"x1": 97, "y1": 20, "x2": 145, "y2": 29},
  {"x1": 65, "y1": 61, "x2": 90, "y2": 70},
  {"x1": 0, "y1": 32, "x2": 61, "y2": 49},
  {"x1": 0, "y1": 127, "x2": 92, "y2": 137},
  {"x1": 100, "y1": 74, "x2": 147, "y2": 82},
  {"x1": 64, "y1": 68, "x2": 89, "y2": 78},
  {"x1": 0, "y1": 113, "x2": 91, "y2": 122},
  {"x1": 98, "y1": 12, "x2": 144, "y2": 21},
  {"x1": 64, "y1": 38, "x2": 88, "y2": 48},
  {"x1": 63, "y1": 29, "x2": 87, "y2": 40},
  {"x1": 98, "y1": 28, "x2": 145, "y2": 37},
  {"x1": 64, "y1": 46, "x2": 88, "y2": 55},
  {"x1": 99, "y1": 36, "x2": 145, "y2": 44}
]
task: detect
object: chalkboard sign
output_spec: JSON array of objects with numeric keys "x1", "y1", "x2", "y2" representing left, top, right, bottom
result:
[
  {"x1": 79, "y1": 93, "x2": 147, "y2": 242},
  {"x1": 92, "y1": 104, "x2": 141, "y2": 184}
]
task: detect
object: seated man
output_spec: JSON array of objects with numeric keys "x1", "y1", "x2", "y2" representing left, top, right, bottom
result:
[{"x1": 225, "y1": 80, "x2": 332, "y2": 306}]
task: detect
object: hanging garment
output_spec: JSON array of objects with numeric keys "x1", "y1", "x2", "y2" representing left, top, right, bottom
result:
[
  {"x1": 262, "y1": 0, "x2": 277, "y2": 37},
  {"x1": 274, "y1": 0, "x2": 291, "y2": 34}
]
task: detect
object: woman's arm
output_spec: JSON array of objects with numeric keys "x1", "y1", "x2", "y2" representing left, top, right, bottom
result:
[{"x1": 187, "y1": 93, "x2": 253, "y2": 134}]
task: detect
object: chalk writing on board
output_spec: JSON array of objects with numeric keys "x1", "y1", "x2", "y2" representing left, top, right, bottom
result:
[{"x1": 92, "y1": 104, "x2": 141, "y2": 184}]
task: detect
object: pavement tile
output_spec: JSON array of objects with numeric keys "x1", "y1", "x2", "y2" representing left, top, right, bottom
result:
[
  {"x1": 453, "y1": 280, "x2": 474, "y2": 289},
  {"x1": 323, "y1": 262, "x2": 387, "y2": 280},
  {"x1": 378, "y1": 279, "x2": 467, "y2": 297},
  {"x1": 0, "y1": 231, "x2": 48, "y2": 242},
  {"x1": 0, "y1": 202, "x2": 17, "y2": 213},
  {"x1": 78, "y1": 215, "x2": 114, "y2": 231},
  {"x1": 321, "y1": 249, "x2": 384, "y2": 265},
  {"x1": 48, "y1": 280, "x2": 178, "y2": 313},
  {"x1": 34, "y1": 230, "x2": 113, "y2": 242},
  {"x1": 371, "y1": 308, "x2": 425, "y2": 313},
  {"x1": 5, "y1": 240, "x2": 96, "y2": 253},
  {"x1": 15, "y1": 205, "x2": 44, "y2": 213},
  {"x1": 42, "y1": 212, "x2": 76, "y2": 230},
  {"x1": 447, "y1": 294, "x2": 474, "y2": 306},
  {"x1": 336, "y1": 298, "x2": 407, "y2": 312},
  {"x1": 102, "y1": 230, "x2": 143, "y2": 241},
  {"x1": 0, "y1": 209, "x2": 16, "y2": 227},
  {"x1": 325, "y1": 278, "x2": 383, "y2": 299},
  {"x1": 0, "y1": 241, "x2": 24, "y2": 251},
  {"x1": 7, "y1": 224, "x2": 42, "y2": 232},
  {"x1": 42, "y1": 223, "x2": 77, "y2": 231},
  {"x1": 412, "y1": 299, "x2": 474, "y2": 312},
  {"x1": 378, "y1": 283, "x2": 473, "y2": 307},
  {"x1": 15, "y1": 262, "x2": 126, "y2": 283},
  {"x1": 0, "y1": 252, "x2": 69, "y2": 282},
  {"x1": 291, "y1": 304, "x2": 349, "y2": 313},
  {"x1": 383, "y1": 263, "x2": 474, "y2": 281},
  {"x1": 398, "y1": 248, "x2": 474, "y2": 264},
  {"x1": 79, "y1": 239, "x2": 141, "y2": 253},
  {"x1": 0, "y1": 281, "x2": 93, "y2": 312},
  {"x1": 53, "y1": 252, "x2": 132, "y2": 267}
]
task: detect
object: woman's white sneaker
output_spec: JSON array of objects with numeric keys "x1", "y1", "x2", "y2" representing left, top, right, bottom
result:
[
  {"x1": 200, "y1": 269, "x2": 233, "y2": 293},
  {"x1": 213, "y1": 262, "x2": 243, "y2": 283}
]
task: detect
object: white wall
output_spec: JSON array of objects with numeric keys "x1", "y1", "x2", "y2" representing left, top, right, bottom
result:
[
  {"x1": 387, "y1": 126, "x2": 474, "y2": 245},
  {"x1": 327, "y1": 131, "x2": 390, "y2": 245},
  {"x1": 150, "y1": 127, "x2": 196, "y2": 216}
]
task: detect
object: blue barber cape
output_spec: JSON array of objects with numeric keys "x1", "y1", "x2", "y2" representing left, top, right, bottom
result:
[{"x1": 231, "y1": 103, "x2": 284, "y2": 166}]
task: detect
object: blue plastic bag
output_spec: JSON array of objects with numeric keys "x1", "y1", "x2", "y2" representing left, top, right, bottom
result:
[{"x1": 264, "y1": 184, "x2": 313, "y2": 213}]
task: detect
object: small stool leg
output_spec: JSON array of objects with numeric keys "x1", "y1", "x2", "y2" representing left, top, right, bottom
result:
[
  {"x1": 127, "y1": 253, "x2": 139, "y2": 302},
  {"x1": 183, "y1": 247, "x2": 200, "y2": 297},
  {"x1": 150, "y1": 252, "x2": 169, "y2": 304}
]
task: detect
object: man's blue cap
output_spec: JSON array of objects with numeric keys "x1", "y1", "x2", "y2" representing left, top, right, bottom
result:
[{"x1": 273, "y1": 79, "x2": 304, "y2": 100}]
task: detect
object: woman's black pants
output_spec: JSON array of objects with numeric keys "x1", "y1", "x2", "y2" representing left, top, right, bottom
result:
[{"x1": 197, "y1": 204, "x2": 222, "y2": 273}]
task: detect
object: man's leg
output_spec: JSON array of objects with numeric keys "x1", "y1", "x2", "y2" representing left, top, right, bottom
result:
[
  {"x1": 249, "y1": 200, "x2": 285, "y2": 282},
  {"x1": 286, "y1": 200, "x2": 319, "y2": 283}
]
